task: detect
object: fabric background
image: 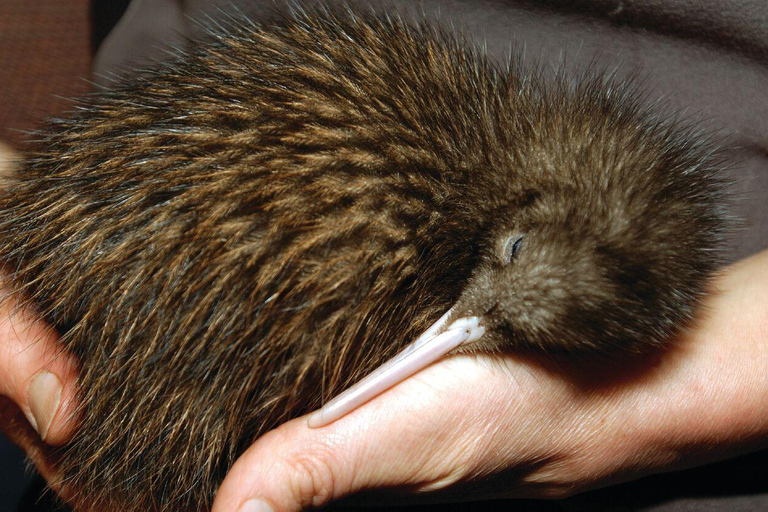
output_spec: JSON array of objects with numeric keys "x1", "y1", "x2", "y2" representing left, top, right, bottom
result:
[{"x1": 0, "y1": 1, "x2": 91, "y2": 148}]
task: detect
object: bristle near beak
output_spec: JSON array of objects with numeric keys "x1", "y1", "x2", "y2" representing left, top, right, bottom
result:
[{"x1": 307, "y1": 311, "x2": 486, "y2": 428}]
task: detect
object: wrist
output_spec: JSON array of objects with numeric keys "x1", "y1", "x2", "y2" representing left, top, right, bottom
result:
[
  {"x1": 571, "y1": 250, "x2": 768, "y2": 491},
  {"x1": 652, "y1": 250, "x2": 768, "y2": 466},
  {"x1": 518, "y1": 249, "x2": 768, "y2": 497}
]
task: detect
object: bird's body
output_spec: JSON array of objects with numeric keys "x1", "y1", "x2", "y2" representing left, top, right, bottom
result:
[{"x1": 0, "y1": 8, "x2": 726, "y2": 511}]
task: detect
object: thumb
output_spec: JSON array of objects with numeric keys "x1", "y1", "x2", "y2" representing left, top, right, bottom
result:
[
  {"x1": 213, "y1": 357, "x2": 505, "y2": 512},
  {"x1": 0, "y1": 297, "x2": 79, "y2": 445},
  {"x1": 212, "y1": 417, "x2": 358, "y2": 512}
]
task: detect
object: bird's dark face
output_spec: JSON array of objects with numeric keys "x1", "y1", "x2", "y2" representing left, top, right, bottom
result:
[{"x1": 449, "y1": 182, "x2": 713, "y2": 356}]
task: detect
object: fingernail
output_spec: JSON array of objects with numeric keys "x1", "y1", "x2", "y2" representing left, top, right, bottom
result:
[
  {"x1": 239, "y1": 499, "x2": 275, "y2": 512},
  {"x1": 27, "y1": 371, "x2": 62, "y2": 442}
]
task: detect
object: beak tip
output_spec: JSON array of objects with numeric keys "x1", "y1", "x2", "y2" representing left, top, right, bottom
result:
[{"x1": 307, "y1": 412, "x2": 322, "y2": 428}]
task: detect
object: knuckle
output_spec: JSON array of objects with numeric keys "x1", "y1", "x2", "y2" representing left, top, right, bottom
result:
[{"x1": 282, "y1": 443, "x2": 340, "y2": 509}]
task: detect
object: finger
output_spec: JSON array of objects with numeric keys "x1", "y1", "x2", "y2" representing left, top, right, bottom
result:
[
  {"x1": 213, "y1": 356, "x2": 504, "y2": 512},
  {"x1": 0, "y1": 396, "x2": 81, "y2": 507},
  {"x1": 0, "y1": 140, "x2": 20, "y2": 186},
  {"x1": 0, "y1": 396, "x2": 59, "y2": 483},
  {"x1": 0, "y1": 297, "x2": 79, "y2": 445}
]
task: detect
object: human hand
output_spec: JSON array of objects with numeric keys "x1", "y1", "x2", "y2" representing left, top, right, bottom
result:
[
  {"x1": 0, "y1": 142, "x2": 80, "y2": 493},
  {"x1": 0, "y1": 289, "x2": 81, "y2": 483},
  {"x1": 213, "y1": 250, "x2": 768, "y2": 511}
]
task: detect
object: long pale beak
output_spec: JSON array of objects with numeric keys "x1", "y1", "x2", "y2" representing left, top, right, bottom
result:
[{"x1": 307, "y1": 310, "x2": 486, "y2": 428}]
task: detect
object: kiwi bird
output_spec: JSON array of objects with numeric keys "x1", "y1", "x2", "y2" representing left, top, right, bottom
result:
[{"x1": 0, "y1": 7, "x2": 726, "y2": 511}]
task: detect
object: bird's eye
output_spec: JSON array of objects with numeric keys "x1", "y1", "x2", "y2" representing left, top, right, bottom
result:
[{"x1": 502, "y1": 235, "x2": 525, "y2": 264}]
